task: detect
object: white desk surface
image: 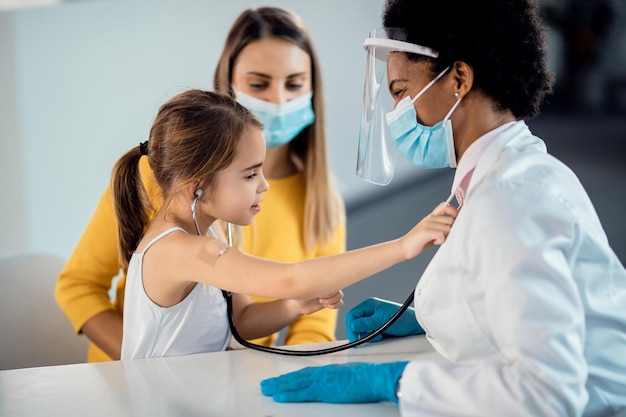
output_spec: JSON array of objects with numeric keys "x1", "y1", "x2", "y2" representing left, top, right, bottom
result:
[{"x1": 0, "y1": 335, "x2": 444, "y2": 417}]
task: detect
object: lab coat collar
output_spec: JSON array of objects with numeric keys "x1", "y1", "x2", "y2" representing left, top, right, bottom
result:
[
  {"x1": 452, "y1": 120, "x2": 531, "y2": 203},
  {"x1": 450, "y1": 121, "x2": 519, "y2": 195}
]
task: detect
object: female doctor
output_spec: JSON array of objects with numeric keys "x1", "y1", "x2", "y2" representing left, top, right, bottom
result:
[{"x1": 260, "y1": 0, "x2": 626, "y2": 416}]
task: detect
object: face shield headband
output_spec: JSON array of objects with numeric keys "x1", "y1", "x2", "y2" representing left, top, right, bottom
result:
[{"x1": 356, "y1": 28, "x2": 440, "y2": 185}]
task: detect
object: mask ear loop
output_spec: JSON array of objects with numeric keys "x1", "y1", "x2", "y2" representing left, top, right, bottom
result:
[
  {"x1": 387, "y1": 66, "x2": 452, "y2": 124},
  {"x1": 443, "y1": 95, "x2": 463, "y2": 121},
  {"x1": 442, "y1": 95, "x2": 462, "y2": 169},
  {"x1": 410, "y1": 66, "x2": 451, "y2": 104}
]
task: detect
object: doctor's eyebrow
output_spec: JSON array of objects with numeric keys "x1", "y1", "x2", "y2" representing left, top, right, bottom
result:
[{"x1": 388, "y1": 78, "x2": 409, "y2": 92}]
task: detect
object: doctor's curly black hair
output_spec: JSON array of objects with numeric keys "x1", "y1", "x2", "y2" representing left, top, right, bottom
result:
[{"x1": 383, "y1": 0, "x2": 554, "y2": 119}]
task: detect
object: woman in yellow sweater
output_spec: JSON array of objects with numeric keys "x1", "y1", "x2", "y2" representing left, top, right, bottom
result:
[{"x1": 55, "y1": 7, "x2": 345, "y2": 362}]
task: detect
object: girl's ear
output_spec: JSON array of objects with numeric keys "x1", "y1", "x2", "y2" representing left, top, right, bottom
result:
[{"x1": 184, "y1": 181, "x2": 202, "y2": 199}]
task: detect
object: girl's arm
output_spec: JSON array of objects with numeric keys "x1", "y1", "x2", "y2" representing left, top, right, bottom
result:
[
  {"x1": 166, "y1": 202, "x2": 456, "y2": 301},
  {"x1": 230, "y1": 292, "x2": 344, "y2": 340}
]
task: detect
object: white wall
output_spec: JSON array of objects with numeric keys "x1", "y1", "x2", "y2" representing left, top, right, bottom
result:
[
  {"x1": 0, "y1": 0, "x2": 426, "y2": 259},
  {"x1": 1, "y1": 12, "x2": 28, "y2": 253}
]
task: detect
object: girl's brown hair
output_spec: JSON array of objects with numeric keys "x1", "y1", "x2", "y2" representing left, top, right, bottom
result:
[
  {"x1": 111, "y1": 89, "x2": 262, "y2": 267},
  {"x1": 213, "y1": 6, "x2": 345, "y2": 251}
]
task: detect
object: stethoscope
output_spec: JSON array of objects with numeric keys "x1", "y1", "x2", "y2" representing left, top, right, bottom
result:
[
  {"x1": 192, "y1": 193, "x2": 413, "y2": 356},
  {"x1": 224, "y1": 285, "x2": 414, "y2": 356}
]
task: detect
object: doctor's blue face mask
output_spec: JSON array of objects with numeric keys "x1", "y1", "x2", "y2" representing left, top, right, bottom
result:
[
  {"x1": 385, "y1": 66, "x2": 460, "y2": 170},
  {"x1": 233, "y1": 88, "x2": 315, "y2": 149},
  {"x1": 357, "y1": 28, "x2": 459, "y2": 185}
]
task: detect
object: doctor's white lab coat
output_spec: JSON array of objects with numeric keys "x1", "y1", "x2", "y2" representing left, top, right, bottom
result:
[{"x1": 400, "y1": 121, "x2": 626, "y2": 417}]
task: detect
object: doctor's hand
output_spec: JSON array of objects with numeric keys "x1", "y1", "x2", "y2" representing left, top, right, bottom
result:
[
  {"x1": 345, "y1": 297, "x2": 424, "y2": 343},
  {"x1": 400, "y1": 202, "x2": 457, "y2": 260},
  {"x1": 261, "y1": 361, "x2": 408, "y2": 403}
]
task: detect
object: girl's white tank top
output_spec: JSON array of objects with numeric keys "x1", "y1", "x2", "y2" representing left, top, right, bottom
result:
[{"x1": 121, "y1": 227, "x2": 231, "y2": 359}]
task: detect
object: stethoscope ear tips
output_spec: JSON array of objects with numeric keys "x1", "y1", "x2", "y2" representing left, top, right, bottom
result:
[{"x1": 194, "y1": 188, "x2": 203, "y2": 199}]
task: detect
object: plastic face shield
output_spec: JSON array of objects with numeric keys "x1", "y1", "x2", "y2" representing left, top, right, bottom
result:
[{"x1": 356, "y1": 28, "x2": 439, "y2": 185}]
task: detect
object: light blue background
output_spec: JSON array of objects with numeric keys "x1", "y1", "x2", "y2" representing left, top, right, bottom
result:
[{"x1": 1, "y1": 0, "x2": 428, "y2": 258}]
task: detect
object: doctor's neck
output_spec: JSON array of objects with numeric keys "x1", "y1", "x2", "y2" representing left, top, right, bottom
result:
[{"x1": 453, "y1": 92, "x2": 516, "y2": 162}]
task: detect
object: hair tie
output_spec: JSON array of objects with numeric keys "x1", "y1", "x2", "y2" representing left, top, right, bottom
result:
[{"x1": 139, "y1": 141, "x2": 149, "y2": 156}]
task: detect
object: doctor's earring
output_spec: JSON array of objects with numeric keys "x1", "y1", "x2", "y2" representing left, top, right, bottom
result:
[{"x1": 454, "y1": 92, "x2": 460, "y2": 98}]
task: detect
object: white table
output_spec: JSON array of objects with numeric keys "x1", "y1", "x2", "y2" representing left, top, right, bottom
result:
[{"x1": 0, "y1": 335, "x2": 445, "y2": 416}]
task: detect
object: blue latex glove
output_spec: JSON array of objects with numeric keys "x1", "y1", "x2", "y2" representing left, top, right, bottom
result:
[
  {"x1": 345, "y1": 297, "x2": 424, "y2": 343},
  {"x1": 261, "y1": 361, "x2": 408, "y2": 403}
]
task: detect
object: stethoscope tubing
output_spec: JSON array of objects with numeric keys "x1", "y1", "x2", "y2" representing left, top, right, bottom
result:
[{"x1": 223, "y1": 289, "x2": 415, "y2": 356}]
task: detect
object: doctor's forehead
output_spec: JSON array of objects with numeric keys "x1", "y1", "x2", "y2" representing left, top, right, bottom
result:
[{"x1": 387, "y1": 53, "x2": 433, "y2": 88}]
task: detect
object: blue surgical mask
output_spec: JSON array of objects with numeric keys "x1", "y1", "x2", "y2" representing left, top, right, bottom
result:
[
  {"x1": 233, "y1": 89, "x2": 315, "y2": 149},
  {"x1": 385, "y1": 67, "x2": 460, "y2": 169}
]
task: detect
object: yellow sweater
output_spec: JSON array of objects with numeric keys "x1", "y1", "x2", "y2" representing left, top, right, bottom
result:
[{"x1": 56, "y1": 157, "x2": 346, "y2": 362}]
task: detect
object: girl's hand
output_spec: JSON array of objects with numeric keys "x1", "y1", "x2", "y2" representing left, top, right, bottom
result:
[
  {"x1": 401, "y1": 202, "x2": 457, "y2": 260},
  {"x1": 319, "y1": 290, "x2": 344, "y2": 309},
  {"x1": 292, "y1": 290, "x2": 344, "y2": 315}
]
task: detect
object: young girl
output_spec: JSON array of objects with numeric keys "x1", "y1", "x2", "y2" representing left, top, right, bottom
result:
[{"x1": 113, "y1": 89, "x2": 456, "y2": 359}]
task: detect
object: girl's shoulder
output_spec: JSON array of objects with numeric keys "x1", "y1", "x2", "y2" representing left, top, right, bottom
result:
[{"x1": 136, "y1": 226, "x2": 188, "y2": 254}]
